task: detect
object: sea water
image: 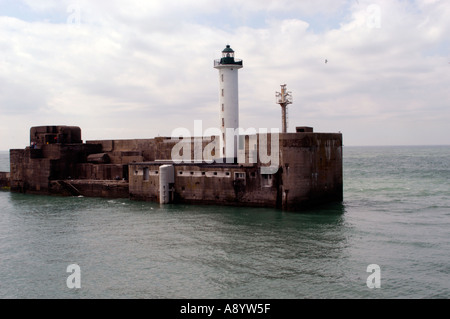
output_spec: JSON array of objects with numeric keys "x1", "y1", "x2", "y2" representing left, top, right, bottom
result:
[{"x1": 0, "y1": 146, "x2": 449, "y2": 299}]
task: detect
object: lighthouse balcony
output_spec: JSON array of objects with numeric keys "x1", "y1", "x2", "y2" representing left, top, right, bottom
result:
[{"x1": 214, "y1": 58, "x2": 243, "y2": 67}]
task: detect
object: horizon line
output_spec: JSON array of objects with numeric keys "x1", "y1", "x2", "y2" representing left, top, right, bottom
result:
[{"x1": 1, "y1": 144, "x2": 450, "y2": 152}]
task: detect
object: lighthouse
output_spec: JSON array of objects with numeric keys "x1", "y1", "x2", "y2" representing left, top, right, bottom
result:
[{"x1": 214, "y1": 45, "x2": 243, "y2": 162}]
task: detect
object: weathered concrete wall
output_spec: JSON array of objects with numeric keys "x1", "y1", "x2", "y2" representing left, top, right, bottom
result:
[
  {"x1": 10, "y1": 148, "x2": 52, "y2": 194},
  {"x1": 129, "y1": 163, "x2": 160, "y2": 202},
  {"x1": 10, "y1": 125, "x2": 343, "y2": 210},
  {"x1": 87, "y1": 136, "x2": 218, "y2": 164},
  {"x1": 129, "y1": 163, "x2": 279, "y2": 207},
  {"x1": 10, "y1": 143, "x2": 102, "y2": 194},
  {"x1": 87, "y1": 153, "x2": 110, "y2": 164},
  {"x1": 0, "y1": 172, "x2": 10, "y2": 188},
  {"x1": 279, "y1": 133, "x2": 343, "y2": 210},
  {"x1": 173, "y1": 165, "x2": 278, "y2": 207},
  {"x1": 30, "y1": 126, "x2": 82, "y2": 147},
  {"x1": 76, "y1": 163, "x2": 127, "y2": 180},
  {"x1": 88, "y1": 139, "x2": 158, "y2": 163},
  {"x1": 46, "y1": 144, "x2": 102, "y2": 180},
  {"x1": 49, "y1": 180, "x2": 128, "y2": 198},
  {"x1": 127, "y1": 131, "x2": 342, "y2": 210}
]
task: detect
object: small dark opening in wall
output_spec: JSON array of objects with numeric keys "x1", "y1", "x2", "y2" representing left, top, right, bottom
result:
[{"x1": 214, "y1": 172, "x2": 217, "y2": 176}]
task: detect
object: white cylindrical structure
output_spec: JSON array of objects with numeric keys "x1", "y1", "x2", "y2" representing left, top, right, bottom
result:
[
  {"x1": 214, "y1": 45, "x2": 243, "y2": 161},
  {"x1": 159, "y1": 164, "x2": 174, "y2": 204}
]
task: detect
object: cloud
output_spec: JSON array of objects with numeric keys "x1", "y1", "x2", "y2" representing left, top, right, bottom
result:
[{"x1": 0, "y1": 0, "x2": 449, "y2": 150}]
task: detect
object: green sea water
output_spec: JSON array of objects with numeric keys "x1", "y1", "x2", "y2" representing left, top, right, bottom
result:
[{"x1": 0, "y1": 146, "x2": 449, "y2": 298}]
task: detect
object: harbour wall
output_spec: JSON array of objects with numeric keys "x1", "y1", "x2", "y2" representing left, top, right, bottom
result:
[
  {"x1": 128, "y1": 132, "x2": 343, "y2": 210},
  {"x1": 8, "y1": 125, "x2": 343, "y2": 210}
]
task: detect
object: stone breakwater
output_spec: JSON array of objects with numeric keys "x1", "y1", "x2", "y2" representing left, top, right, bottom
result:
[{"x1": 8, "y1": 125, "x2": 343, "y2": 211}]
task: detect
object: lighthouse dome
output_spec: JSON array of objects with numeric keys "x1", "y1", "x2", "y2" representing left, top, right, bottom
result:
[{"x1": 222, "y1": 45, "x2": 234, "y2": 54}]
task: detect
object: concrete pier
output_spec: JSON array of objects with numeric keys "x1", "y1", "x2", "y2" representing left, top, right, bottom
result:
[{"x1": 8, "y1": 125, "x2": 343, "y2": 211}]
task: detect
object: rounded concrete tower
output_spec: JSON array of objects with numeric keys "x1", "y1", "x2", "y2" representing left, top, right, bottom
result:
[{"x1": 214, "y1": 45, "x2": 243, "y2": 161}]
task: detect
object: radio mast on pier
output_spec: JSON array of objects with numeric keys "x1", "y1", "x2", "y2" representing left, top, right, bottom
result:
[{"x1": 275, "y1": 84, "x2": 292, "y2": 133}]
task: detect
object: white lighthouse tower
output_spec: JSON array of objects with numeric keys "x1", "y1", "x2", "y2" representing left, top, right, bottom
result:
[{"x1": 214, "y1": 45, "x2": 243, "y2": 162}]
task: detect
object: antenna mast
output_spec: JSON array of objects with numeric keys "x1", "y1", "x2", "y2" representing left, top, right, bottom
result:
[{"x1": 275, "y1": 84, "x2": 292, "y2": 133}]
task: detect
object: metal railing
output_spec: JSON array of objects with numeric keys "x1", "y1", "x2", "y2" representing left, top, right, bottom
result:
[{"x1": 214, "y1": 59, "x2": 243, "y2": 67}]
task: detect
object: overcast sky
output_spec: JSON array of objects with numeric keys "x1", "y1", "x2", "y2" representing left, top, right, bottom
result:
[{"x1": 0, "y1": 0, "x2": 449, "y2": 150}]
